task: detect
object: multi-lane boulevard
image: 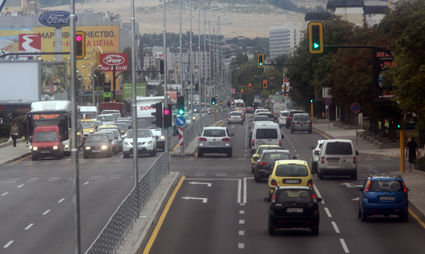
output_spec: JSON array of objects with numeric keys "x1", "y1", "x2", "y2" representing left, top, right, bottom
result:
[{"x1": 145, "y1": 114, "x2": 425, "y2": 254}]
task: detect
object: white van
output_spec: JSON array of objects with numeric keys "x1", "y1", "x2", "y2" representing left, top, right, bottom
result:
[
  {"x1": 272, "y1": 102, "x2": 286, "y2": 118},
  {"x1": 317, "y1": 139, "x2": 358, "y2": 180},
  {"x1": 251, "y1": 122, "x2": 284, "y2": 151}
]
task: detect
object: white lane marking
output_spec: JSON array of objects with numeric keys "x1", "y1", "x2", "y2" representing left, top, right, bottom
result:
[
  {"x1": 9, "y1": 179, "x2": 19, "y2": 181},
  {"x1": 180, "y1": 196, "x2": 207, "y2": 203},
  {"x1": 292, "y1": 146, "x2": 295, "y2": 148},
  {"x1": 194, "y1": 173, "x2": 206, "y2": 177},
  {"x1": 351, "y1": 197, "x2": 360, "y2": 201},
  {"x1": 30, "y1": 178, "x2": 39, "y2": 180},
  {"x1": 340, "y1": 238, "x2": 350, "y2": 253},
  {"x1": 27, "y1": 180, "x2": 37, "y2": 182},
  {"x1": 3, "y1": 241, "x2": 13, "y2": 248},
  {"x1": 237, "y1": 179, "x2": 241, "y2": 204},
  {"x1": 119, "y1": 155, "x2": 123, "y2": 158},
  {"x1": 17, "y1": 184, "x2": 24, "y2": 188},
  {"x1": 239, "y1": 220, "x2": 245, "y2": 224},
  {"x1": 332, "y1": 221, "x2": 341, "y2": 233},
  {"x1": 238, "y1": 243, "x2": 244, "y2": 249},
  {"x1": 58, "y1": 198, "x2": 65, "y2": 203},
  {"x1": 239, "y1": 230, "x2": 245, "y2": 236},
  {"x1": 239, "y1": 210, "x2": 245, "y2": 215},
  {"x1": 188, "y1": 182, "x2": 211, "y2": 187},
  {"x1": 84, "y1": 181, "x2": 89, "y2": 185},
  {"x1": 294, "y1": 150, "x2": 297, "y2": 152},
  {"x1": 25, "y1": 223, "x2": 33, "y2": 230},
  {"x1": 243, "y1": 178, "x2": 247, "y2": 204},
  {"x1": 313, "y1": 185, "x2": 325, "y2": 204},
  {"x1": 2, "y1": 192, "x2": 8, "y2": 196},
  {"x1": 42, "y1": 210, "x2": 50, "y2": 215},
  {"x1": 324, "y1": 207, "x2": 332, "y2": 218}
]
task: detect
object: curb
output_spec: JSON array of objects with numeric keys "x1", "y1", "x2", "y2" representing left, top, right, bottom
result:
[
  {"x1": 312, "y1": 127, "x2": 335, "y2": 139},
  {"x1": 2, "y1": 153, "x2": 31, "y2": 165}
]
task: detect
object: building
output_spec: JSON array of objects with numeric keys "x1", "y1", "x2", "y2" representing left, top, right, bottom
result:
[
  {"x1": 363, "y1": 5, "x2": 388, "y2": 27},
  {"x1": 327, "y1": 0, "x2": 365, "y2": 27},
  {"x1": 269, "y1": 22, "x2": 303, "y2": 60}
]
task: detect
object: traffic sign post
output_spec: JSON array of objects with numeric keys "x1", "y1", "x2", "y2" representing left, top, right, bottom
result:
[
  {"x1": 325, "y1": 98, "x2": 332, "y2": 105},
  {"x1": 176, "y1": 116, "x2": 186, "y2": 153},
  {"x1": 325, "y1": 98, "x2": 332, "y2": 127},
  {"x1": 351, "y1": 103, "x2": 361, "y2": 146}
]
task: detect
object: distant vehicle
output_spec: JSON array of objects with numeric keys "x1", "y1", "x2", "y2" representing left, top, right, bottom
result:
[
  {"x1": 277, "y1": 110, "x2": 290, "y2": 126},
  {"x1": 310, "y1": 140, "x2": 325, "y2": 174},
  {"x1": 122, "y1": 129, "x2": 157, "y2": 158},
  {"x1": 81, "y1": 119, "x2": 97, "y2": 139},
  {"x1": 100, "y1": 102, "x2": 124, "y2": 117},
  {"x1": 272, "y1": 102, "x2": 286, "y2": 119},
  {"x1": 285, "y1": 110, "x2": 304, "y2": 129},
  {"x1": 227, "y1": 111, "x2": 244, "y2": 125},
  {"x1": 198, "y1": 127, "x2": 234, "y2": 157},
  {"x1": 245, "y1": 107, "x2": 254, "y2": 113},
  {"x1": 251, "y1": 122, "x2": 283, "y2": 151},
  {"x1": 233, "y1": 99, "x2": 245, "y2": 111},
  {"x1": 250, "y1": 144, "x2": 282, "y2": 173},
  {"x1": 80, "y1": 106, "x2": 98, "y2": 120},
  {"x1": 97, "y1": 114, "x2": 116, "y2": 126},
  {"x1": 290, "y1": 113, "x2": 312, "y2": 134},
  {"x1": 97, "y1": 130, "x2": 119, "y2": 155}
]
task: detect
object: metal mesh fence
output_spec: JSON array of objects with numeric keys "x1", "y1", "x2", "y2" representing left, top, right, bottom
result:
[{"x1": 85, "y1": 152, "x2": 168, "y2": 254}]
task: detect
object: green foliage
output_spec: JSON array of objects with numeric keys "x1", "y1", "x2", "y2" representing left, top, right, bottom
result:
[{"x1": 416, "y1": 156, "x2": 425, "y2": 172}]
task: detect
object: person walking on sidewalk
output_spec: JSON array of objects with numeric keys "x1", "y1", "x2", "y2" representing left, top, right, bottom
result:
[
  {"x1": 406, "y1": 137, "x2": 419, "y2": 172},
  {"x1": 10, "y1": 123, "x2": 19, "y2": 147}
]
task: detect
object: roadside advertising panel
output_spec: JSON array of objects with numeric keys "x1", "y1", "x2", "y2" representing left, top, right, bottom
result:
[
  {"x1": 123, "y1": 82, "x2": 147, "y2": 100},
  {"x1": 100, "y1": 53, "x2": 129, "y2": 72},
  {"x1": 0, "y1": 61, "x2": 41, "y2": 101},
  {"x1": 372, "y1": 49, "x2": 395, "y2": 106},
  {"x1": 40, "y1": 62, "x2": 68, "y2": 100}
]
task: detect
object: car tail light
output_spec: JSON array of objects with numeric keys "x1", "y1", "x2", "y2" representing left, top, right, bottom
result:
[
  {"x1": 313, "y1": 194, "x2": 317, "y2": 202},
  {"x1": 353, "y1": 157, "x2": 357, "y2": 164},
  {"x1": 252, "y1": 140, "x2": 254, "y2": 146},
  {"x1": 279, "y1": 140, "x2": 282, "y2": 147},
  {"x1": 365, "y1": 180, "x2": 371, "y2": 192},
  {"x1": 199, "y1": 137, "x2": 207, "y2": 141},
  {"x1": 253, "y1": 157, "x2": 259, "y2": 161},
  {"x1": 309, "y1": 122, "x2": 312, "y2": 126},
  {"x1": 402, "y1": 181, "x2": 408, "y2": 192},
  {"x1": 258, "y1": 162, "x2": 268, "y2": 166},
  {"x1": 271, "y1": 179, "x2": 277, "y2": 186},
  {"x1": 228, "y1": 116, "x2": 231, "y2": 118},
  {"x1": 271, "y1": 194, "x2": 277, "y2": 203},
  {"x1": 241, "y1": 115, "x2": 243, "y2": 118},
  {"x1": 222, "y1": 137, "x2": 230, "y2": 141},
  {"x1": 321, "y1": 157, "x2": 325, "y2": 164},
  {"x1": 307, "y1": 180, "x2": 313, "y2": 186},
  {"x1": 292, "y1": 122, "x2": 295, "y2": 125}
]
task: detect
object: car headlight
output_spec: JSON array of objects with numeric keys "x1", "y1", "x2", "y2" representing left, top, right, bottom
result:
[
  {"x1": 85, "y1": 147, "x2": 91, "y2": 150},
  {"x1": 65, "y1": 144, "x2": 69, "y2": 148},
  {"x1": 33, "y1": 146, "x2": 38, "y2": 151},
  {"x1": 101, "y1": 145, "x2": 108, "y2": 150},
  {"x1": 89, "y1": 130, "x2": 94, "y2": 134},
  {"x1": 53, "y1": 146, "x2": 58, "y2": 150},
  {"x1": 160, "y1": 136, "x2": 165, "y2": 140},
  {"x1": 147, "y1": 140, "x2": 153, "y2": 144}
]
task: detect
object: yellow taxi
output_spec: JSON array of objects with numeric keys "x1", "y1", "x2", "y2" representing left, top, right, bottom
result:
[
  {"x1": 81, "y1": 119, "x2": 97, "y2": 139},
  {"x1": 267, "y1": 160, "x2": 313, "y2": 197},
  {"x1": 251, "y1": 144, "x2": 281, "y2": 173}
]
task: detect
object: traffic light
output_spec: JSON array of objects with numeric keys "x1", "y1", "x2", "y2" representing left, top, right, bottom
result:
[
  {"x1": 257, "y1": 53, "x2": 264, "y2": 68},
  {"x1": 241, "y1": 89, "x2": 244, "y2": 93},
  {"x1": 163, "y1": 104, "x2": 172, "y2": 128},
  {"x1": 308, "y1": 21, "x2": 324, "y2": 54},
  {"x1": 76, "y1": 31, "x2": 86, "y2": 59},
  {"x1": 211, "y1": 97, "x2": 216, "y2": 105},
  {"x1": 177, "y1": 96, "x2": 185, "y2": 115},
  {"x1": 248, "y1": 83, "x2": 252, "y2": 90},
  {"x1": 393, "y1": 118, "x2": 402, "y2": 130},
  {"x1": 160, "y1": 60, "x2": 164, "y2": 74},
  {"x1": 151, "y1": 102, "x2": 163, "y2": 128},
  {"x1": 263, "y1": 80, "x2": 267, "y2": 89}
]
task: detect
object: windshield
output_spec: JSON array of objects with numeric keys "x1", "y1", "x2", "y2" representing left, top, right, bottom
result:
[
  {"x1": 263, "y1": 152, "x2": 291, "y2": 160},
  {"x1": 115, "y1": 124, "x2": 128, "y2": 132},
  {"x1": 82, "y1": 121, "x2": 94, "y2": 128},
  {"x1": 34, "y1": 131, "x2": 58, "y2": 142},
  {"x1": 256, "y1": 129, "x2": 278, "y2": 139},
  {"x1": 99, "y1": 115, "x2": 114, "y2": 121},
  {"x1": 275, "y1": 165, "x2": 309, "y2": 177},
  {"x1": 368, "y1": 180, "x2": 404, "y2": 192},
  {"x1": 293, "y1": 115, "x2": 310, "y2": 121},
  {"x1": 127, "y1": 129, "x2": 152, "y2": 138},
  {"x1": 86, "y1": 135, "x2": 109, "y2": 142}
]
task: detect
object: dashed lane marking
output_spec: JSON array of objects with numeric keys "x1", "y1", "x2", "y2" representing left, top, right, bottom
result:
[
  {"x1": 340, "y1": 238, "x2": 350, "y2": 253},
  {"x1": 3, "y1": 241, "x2": 13, "y2": 248},
  {"x1": 17, "y1": 184, "x2": 24, "y2": 188},
  {"x1": 331, "y1": 221, "x2": 340, "y2": 233},
  {"x1": 24, "y1": 224, "x2": 33, "y2": 230},
  {"x1": 324, "y1": 207, "x2": 332, "y2": 218},
  {"x1": 42, "y1": 210, "x2": 50, "y2": 215},
  {"x1": 58, "y1": 198, "x2": 65, "y2": 203}
]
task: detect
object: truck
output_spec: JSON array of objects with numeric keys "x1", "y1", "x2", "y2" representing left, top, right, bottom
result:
[
  {"x1": 26, "y1": 100, "x2": 83, "y2": 156},
  {"x1": 99, "y1": 102, "x2": 125, "y2": 117},
  {"x1": 233, "y1": 99, "x2": 245, "y2": 110},
  {"x1": 79, "y1": 106, "x2": 98, "y2": 120}
]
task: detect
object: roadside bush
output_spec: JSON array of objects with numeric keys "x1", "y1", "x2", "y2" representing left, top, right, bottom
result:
[
  {"x1": 416, "y1": 157, "x2": 425, "y2": 172},
  {"x1": 0, "y1": 123, "x2": 12, "y2": 138}
]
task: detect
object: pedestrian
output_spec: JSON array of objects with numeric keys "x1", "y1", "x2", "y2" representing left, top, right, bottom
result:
[
  {"x1": 405, "y1": 137, "x2": 419, "y2": 172},
  {"x1": 10, "y1": 123, "x2": 19, "y2": 147}
]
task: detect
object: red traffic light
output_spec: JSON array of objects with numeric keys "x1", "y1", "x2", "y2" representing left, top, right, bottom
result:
[
  {"x1": 76, "y1": 35, "x2": 82, "y2": 42},
  {"x1": 164, "y1": 109, "x2": 170, "y2": 115}
]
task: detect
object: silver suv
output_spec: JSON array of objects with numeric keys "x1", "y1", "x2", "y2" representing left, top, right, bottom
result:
[
  {"x1": 227, "y1": 111, "x2": 244, "y2": 125},
  {"x1": 290, "y1": 113, "x2": 312, "y2": 133},
  {"x1": 198, "y1": 127, "x2": 234, "y2": 157}
]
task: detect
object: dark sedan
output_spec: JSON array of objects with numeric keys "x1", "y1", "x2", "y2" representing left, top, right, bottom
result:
[
  {"x1": 83, "y1": 133, "x2": 112, "y2": 158},
  {"x1": 253, "y1": 150, "x2": 296, "y2": 182}
]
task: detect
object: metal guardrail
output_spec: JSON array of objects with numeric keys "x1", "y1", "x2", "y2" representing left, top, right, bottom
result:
[{"x1": 85, "y1": 152, "x2": 168, "y2": 254}]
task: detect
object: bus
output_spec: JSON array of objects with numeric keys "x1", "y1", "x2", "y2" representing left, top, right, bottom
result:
[{"x1": 233, "y1": 99, "x2": 245, "y2": 110}]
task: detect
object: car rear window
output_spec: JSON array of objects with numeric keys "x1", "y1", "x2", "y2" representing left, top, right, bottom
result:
[
  {"x1": 369, "y1": 180, "x2": 404, "y2": 192},
  {"x1": 281, "y1": 112, "x2": 289, "y2": 116},
  {"x1": 231, "y1": 112, "x2": 242, "y2": 116},
  {"x1": 203, "y1": 129, "x2": 226, "y2": 137},
  {"x1": 275, "y1": 165, "x2": 309, "y2": 177},
  {"x1": 263, "y1": 152, "x2": 291, "y2": 160},
  {"x1": 293, "y1": 115, "x2": 310, "y2": 121},
  {"x1": 325, "y1": 142, "x2": 353, "y2": 155},
  {"x1": 276, "y1": 190, "x2": 313, "y2": 204},
  {"x1": 253, "y1": 117, "x2": 270, "y2": 122},
  {"x1": 256, "y1": 129, "x2": 278, "y2": 139}
]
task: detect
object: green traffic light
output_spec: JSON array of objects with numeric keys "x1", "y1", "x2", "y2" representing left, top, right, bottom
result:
[
  {"x1": 313, "y1": 43, "x2": 320, "y2": 49},
  {"x1": 310, "y1": 100, "x2": 313, "y2": 103},
  {"x1": 259, "y1": 62, "x2": 263, "y2": 66},
  {"x1": 178, "y1": 109, "x2": 184, "y2": 115},
  {"x1": 397, "y1": 124, "x2": 401, "y2": 129}
]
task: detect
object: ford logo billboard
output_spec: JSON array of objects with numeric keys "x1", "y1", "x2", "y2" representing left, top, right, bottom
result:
[{"x1": 39, "y1": 11, "x2": 77, "y2": 27}]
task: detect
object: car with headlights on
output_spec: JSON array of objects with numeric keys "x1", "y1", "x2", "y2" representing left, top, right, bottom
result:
[
  {"x1": 122, "y1": 129, "x2": 157, "y2": 158},
  {"x1": 253, "y1": 150, "x2": 296, "y2": 182},
  {"x1": 83, "y1": 133, "x2": 112, "y2": 158},
  {"x1": 198, "y1": 127, "x2": 234, "y2": 157},
  {"x1": 263, "y1": 186, "x2": 321, "y2": 236},
  {"x1": 97, "y1": 131, "x2": 119, "y2": 155},
  {"x1": 357, "y1": 175, "x2": 409, "y2": 222},
  {"x1": 267, "y1": 160, "x2": 314, "y2": 198},
  {"x1": 285, "y1": 110, "x2": 304, "y2": 129}
]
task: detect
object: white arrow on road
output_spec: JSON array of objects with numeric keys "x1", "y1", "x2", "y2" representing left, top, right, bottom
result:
[
  {"x1": 181, "y1": 196, "x2": 208, "y2": 203},
  {"x1": 340, "y1": 183, "x2": 363, "y2": 188},
  {"x1": 188, "y1": 182, "x2": 212, "y2": 187}
]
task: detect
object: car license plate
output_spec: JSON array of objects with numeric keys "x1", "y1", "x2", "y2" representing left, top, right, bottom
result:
[
  {"x1": 287, "y1": 208, "x2": 303, "y2": 213},
  {"x1": 284, "y1": 179, "x2": 300, "y2": 184},
  {"x1": 327, "y1": 158, "x2": 339, "y2": 162},
  {"x1": 379, "y1": 196, "x2": 395, "y2": 201},
  {"x1": 209, "y1": 142, "x2": 219, "y2": 145},
  {"x1": 92, "y1": 150, "x2": 101, "y2": 153},
  {"x1": 41, "y1": 151, "x2": 50, "y2": 154}
]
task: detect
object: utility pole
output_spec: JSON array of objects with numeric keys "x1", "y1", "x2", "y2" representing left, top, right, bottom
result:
[
  {"x1": 190, "y1": 0, "x2": 193, "y2": 121},
  {"x1": 179, "y1": 0, "x2": 183, "y2": 97}
]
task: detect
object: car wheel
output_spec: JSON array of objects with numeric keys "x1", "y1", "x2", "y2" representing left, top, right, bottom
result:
[
  {"x1": 251, "y1": 166, "x2": 255, "y2": 174},
  {"x1": 311, "y1": 226, "x2": 319, "y2": 236},
  {"x1": 84, "y1": 154, "x2": 88, "y2": 159},
  {"x1": 351, "y1": 172, "x2": 357, "y2": 180},
  {"x1": 361, "y1": 210, "x2": 368, "y2": 222},
  {"x1": 254, "y1": 173, "x2": 260, "y2": 182},
  {"x1": 309, "y1": 129, "x2": 312, "y2": 134},
  {"x1": 291, "y1": 129, "x2": 294, "y2": 134},
  {"x1": 31, "y1": 155, "x2": 38, "y2": 161},
  {"x1": 399, "y1": 213, "x2": 408, "y2": 222},
  {"x1": 227, "y1": 150, "x2": 232, "y2": 158},
  {"x1": 318, "y1": 171, "x2": 324, "y2": 180},
  {"x1": 241, "y1": 122, "x2": 243, "y2": 125},
  {"x1": 268, "y1": 221, "x2": 276, "y2": 236},
  {"x1": 150, "y1": 150, "x2": 156, "y2": 157},
  {"x1": 123, "y1": 152, "x2": 129, "y2": 158},
  {"x1": 107, "y1": 150, "x2": 112, "y2": 158},
  {"x1": 311, "y1": 162, "x2": 317, "y2": 174}
]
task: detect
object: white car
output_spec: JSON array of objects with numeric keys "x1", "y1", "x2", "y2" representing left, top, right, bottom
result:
[
  {"x1": 310, "y1": 140, "x2": 325, "y2": 173},
  {"x1": 123, "y1": 129, "x2": 157, "y2": 158},
  {"x1": 278, "y1": 110, "x2": 290, "y2": 126}
]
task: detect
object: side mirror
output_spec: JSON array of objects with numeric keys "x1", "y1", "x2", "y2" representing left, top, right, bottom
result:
[
  {"x1": 293, "y1": 156, "x2": 297, "y2": 159},
  {"x1": 317, "y1": 197, "x2": 323, "y2": 202},
  {"x1": 263, "y1": 197, "x2": 271, "y2": 202},
  {"x1": 154, "y1": 136, "x2": 159, "y2": 140},
  {"x1": 356, "y1": 187, "x2": 363, "y2": 191},
  {"x1": 310, "y1": 146, "x2": 315, "y2": 150},
  {"x1": 230, "y1": 133, "x2": 235, "y2": 136},
  {"x1": 356, "y1": 151, "x2": 359, "y2": 156},
  {"x1": 253, "y1": 154, "x2": 260, "y2": 159},
  {"x1": 121, "y1": 130, "x2": 124, "y2": 133}
]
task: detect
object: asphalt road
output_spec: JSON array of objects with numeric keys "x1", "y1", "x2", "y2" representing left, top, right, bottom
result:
[
  {"x1": 146, "y1": 113, "x2": 425, "y2": 254},
  {"x1": 0, "y1": 142, "x2": 174, "y2": 253}
]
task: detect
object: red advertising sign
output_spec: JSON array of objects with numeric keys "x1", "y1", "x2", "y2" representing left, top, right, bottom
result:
[
  {"x1": 19, "y1": 34, "x2": 41, "y2": 52},
  {"x1": 168, "y1": 90, "x2": 177, "y2": 99},
  {"x1": 99, "y1": 53, "x2": 129, "y2": 71}
]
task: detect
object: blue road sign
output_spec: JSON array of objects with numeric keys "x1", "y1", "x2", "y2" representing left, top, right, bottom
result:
[
  {"x1": 286, "y1": 103, "x2": 290, "y2": 107},
  {"x1": 325, "y1": 98, "x2": 332, "y2": 105},
  {"x1": 351, "y1": 103, "x2": 361, "y2": 114},
  {"x1": 176, "y1": 116, "x2": 186, "y2": 127}
]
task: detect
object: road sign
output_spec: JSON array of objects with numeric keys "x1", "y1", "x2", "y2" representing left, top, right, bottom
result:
[
  {"x1": 103, "y1": 92, "x2": 111, "y2": 98},
  {"x1": 286, "y1": 103, "x2": 290, "y2": 107},
  {"x1": 176, "y1": 116, "x2": 186, "y2": 127},
  {"x1": 351, "y1": 103, "x2": 361, "y2": 114},
  {"x1": 325, "y1": 98, "x2": 332, "y2": 105},
  {"x1": 232, "y1": 88, "x2": 236, "y2": 94}
]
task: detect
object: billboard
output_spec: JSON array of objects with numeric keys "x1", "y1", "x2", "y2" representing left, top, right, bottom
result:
[
  {"x1": 372, "y1": 49, "x2": 395, "y2": 106},
  {"x1": 123, "y1": 82, "x2": 147, "y2": 100},
  {"x1": 100, "y1": 53, "x2": 129, "y2": 72},
  {"x1": 40, "y1": 62, "x2": 67, "y2": 100},
  {"x1": 0, "y1": 61, "x2": 41, "y2": 101}
]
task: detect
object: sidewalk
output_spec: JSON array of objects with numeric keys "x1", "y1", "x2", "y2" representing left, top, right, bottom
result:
[
  {"x1": 0, "y1": 140, "x2": 30, "y2": 165},
  {"x1": 313, "y1": 119, "x2": 425, "y2": 222}
]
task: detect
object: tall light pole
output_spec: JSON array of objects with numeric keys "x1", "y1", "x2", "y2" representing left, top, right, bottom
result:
[
  {"x1": 179, "y1": 0, "x2": 183, "y2": 97},
  {"x1": 131, "y1": 0, "x2": 139, "y2": 199},
  {"x1": 189, "y1": 0, "x2": 193, "y2": 120},
  {"x1": 198, "y1": 0, "x2": 201, "y2": 117},
  {"x1": 163, "y1": 0, "x2": 169, "y2": 173}
]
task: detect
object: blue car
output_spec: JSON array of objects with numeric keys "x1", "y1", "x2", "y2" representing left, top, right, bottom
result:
[{"x1": 357, "y1": 175, "x2": 409, "y2": 222}]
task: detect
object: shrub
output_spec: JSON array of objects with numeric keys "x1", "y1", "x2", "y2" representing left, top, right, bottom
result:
[{"x1": 416, "y1": 156, "x2": 425, "y2": 172}]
